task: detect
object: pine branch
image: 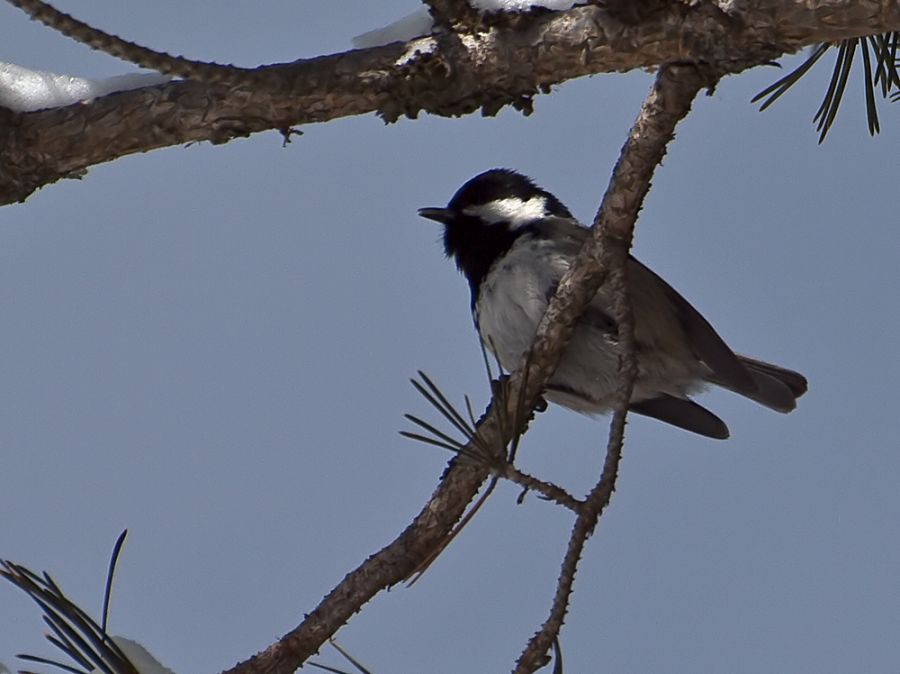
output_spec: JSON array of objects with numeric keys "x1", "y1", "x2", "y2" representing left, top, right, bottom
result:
[
  {"x1": 754, "y1": 32, "x2": 900, "y2": 141},
  {"x1": 1, "y1": 532, "x2": 142, "y2": 674}
]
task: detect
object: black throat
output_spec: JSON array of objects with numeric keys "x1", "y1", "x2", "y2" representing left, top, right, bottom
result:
[{"x1": 443, "y1": 215, "x2": 523, "y2": 305}]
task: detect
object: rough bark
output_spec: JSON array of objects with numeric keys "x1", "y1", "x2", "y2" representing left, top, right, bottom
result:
[{"x1": 0, "y1": 0, "x2": 898, "y2": 204}]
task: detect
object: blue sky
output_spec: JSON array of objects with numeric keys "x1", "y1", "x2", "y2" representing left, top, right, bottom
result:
[{"x1": 1, "y1": 3, "x2": 898, "y2": 673}]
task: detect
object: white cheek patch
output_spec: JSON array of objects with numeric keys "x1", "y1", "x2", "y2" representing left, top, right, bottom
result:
[{"x1": 463, "y1": 196, "x2": 548, "y2": 228}]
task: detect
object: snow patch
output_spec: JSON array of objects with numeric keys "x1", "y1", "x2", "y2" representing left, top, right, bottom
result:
[
  {"x1": 396, "y1": 37, "x2": 439, "y2": 66},
  {"x1": 0, "y1": 62, "x2": 170, "y2": 113},
  {"x1": 353, "y1": 9, "x2": 434, "y2": 49},
  {"x1": 112, "y1": 637, "x2": 177, "y2": 674},
  {"x1": 471, "y1": 0, "x2": 578, "y2": 9},
  {"x1": 353, "y1": 1, "x2": 581, "y2": 49}
]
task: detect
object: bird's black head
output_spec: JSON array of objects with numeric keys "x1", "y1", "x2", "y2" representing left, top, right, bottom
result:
[{"x1": 418, "y1": 169, "x2": 573, "y2": 297}]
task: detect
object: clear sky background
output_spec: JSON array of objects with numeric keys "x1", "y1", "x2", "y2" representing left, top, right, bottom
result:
[{"x1": 1, "y1": 3, "x2": 898, "y2": 673}]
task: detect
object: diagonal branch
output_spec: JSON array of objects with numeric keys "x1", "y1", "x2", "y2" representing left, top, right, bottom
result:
[
  {"x1": 219, "y1": 62, "x2": 717, "y2": 674},
  {"x1": 514, "y1": 63, "x2": 718, "y2": 673}
]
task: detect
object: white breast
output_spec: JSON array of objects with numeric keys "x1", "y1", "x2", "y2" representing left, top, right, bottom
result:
[{"x1": 474, "y1": 237, "x2": 563, "y2": 370}]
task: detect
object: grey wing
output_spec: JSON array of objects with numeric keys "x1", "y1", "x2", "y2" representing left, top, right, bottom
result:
[
  {"x1": 529, "y1": 223, "x2": 742, "y2": 375},
  {"x1": 626, "y1": 255, "x2": 756, "y2": 393},
  {"x1": 518, "y1": 222, "x2": 802, "y2": 415},
  {"x1": 627, "y1": 256, "x2": 804, "y2": 411},
  {"x1": 528, "y1": 222, "x2": 748, "y2": 382}
]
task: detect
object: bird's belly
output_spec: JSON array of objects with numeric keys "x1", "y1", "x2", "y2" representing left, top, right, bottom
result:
[
  {"x1": 476, "y1": 290, "x2": 705, "y2": 414},
  {"x1": 476, "y1": 282, "x2": 623, "y2": 411}
]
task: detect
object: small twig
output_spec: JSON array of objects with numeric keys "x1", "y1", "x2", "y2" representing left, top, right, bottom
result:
[
  {"x1": 5, "y1": 0, "x2": 243, "y2": 80},
  {"x1": 494, "y1": 463, "x2": 582, "y2": 514},
  {"x1": 513, "y1": 62, "x2": 720, "y2": 674}
]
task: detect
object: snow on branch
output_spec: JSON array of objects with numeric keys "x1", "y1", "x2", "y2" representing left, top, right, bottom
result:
[
  {"x1": 0, "y1": 62, "x2": 169, "y2": 113},
  {"x1": 1, "y1": 0, "x2": 898, "y2": 205}
]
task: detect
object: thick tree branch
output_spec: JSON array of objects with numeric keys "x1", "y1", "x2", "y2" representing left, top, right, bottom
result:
[
  {"x1": 515, "y1": 63, "x2": 715, "y2": 672},
  {"x1": 2, "y1": 0, "x2": 899, "y2": 204}
]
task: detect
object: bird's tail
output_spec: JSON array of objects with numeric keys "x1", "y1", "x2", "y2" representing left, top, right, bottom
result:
[{"x1": 713, "y1": 355, "x2": 808, "y2": 413}]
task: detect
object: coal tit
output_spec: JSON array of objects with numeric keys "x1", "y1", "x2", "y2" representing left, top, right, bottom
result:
[{"x1": 419, "y1": 169, "x2": 807, "y2": 439}]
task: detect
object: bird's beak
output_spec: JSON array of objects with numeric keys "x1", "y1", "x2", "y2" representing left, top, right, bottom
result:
[{"x1": 418, "y1": 207, "x2": 454, "y2": 224}]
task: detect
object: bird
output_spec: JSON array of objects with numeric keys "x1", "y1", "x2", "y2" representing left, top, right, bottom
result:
[{"x1": 418, "y1": 168, "x2": 807, "y2": 439}]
